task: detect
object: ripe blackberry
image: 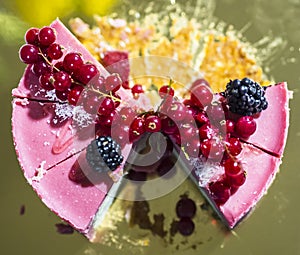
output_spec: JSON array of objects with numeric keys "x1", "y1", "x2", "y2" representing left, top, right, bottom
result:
[
  {"x1": 224, "y1": 78, "x2": 268, "y2": 116},
  {"x1": 86, "y1": 136, "x2": 123, "y2": 172}
]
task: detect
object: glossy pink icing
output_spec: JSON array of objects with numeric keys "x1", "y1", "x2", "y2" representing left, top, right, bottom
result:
[
  {"x1": 12, "y1": 19, "x2": 109, "y2": 101},
  {"x1": 241, "y1": 82, "x2": 290, "y2": 156},
  {"x1": 12, "y1": 99, "x2": 91, "y2": 179}
]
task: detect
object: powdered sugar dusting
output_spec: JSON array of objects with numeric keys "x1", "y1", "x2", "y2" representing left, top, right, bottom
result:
[
  {"x1": 55, "y1": 103, "x2": 74, "y2": 122},
  {"x1": 72, "y1": 106, "x2": 93, "y2": 128},
  {"x1": 190, "y1": 157, "x2": 224, "y2": 187},
  {"x1": 45, "y1": 89, "x2": 59, "y2": 101}
]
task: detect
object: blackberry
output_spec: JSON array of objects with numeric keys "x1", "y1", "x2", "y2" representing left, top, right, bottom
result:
[
  {"x1": 224, "y1": 78, "x2": 268, "y2": 116},
  {"x1": 86, "y1": 136, "x2": 124, "y2": 172}
]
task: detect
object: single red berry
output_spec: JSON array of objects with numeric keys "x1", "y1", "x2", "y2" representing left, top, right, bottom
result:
[
  {"x1": 161, "y1": 116, "x2": 179, "y2": 135},
  {"x1": 226, "y1": 119, "x2": 235, "y2": 134},
  {"x1": 131, "y1": 84, "x2": 144, "y2": 96},
  {"x1": 190, "y1": 84, "x2": 213, "y2": 108},
  {"x1": 39, "y1": 72, "x2": 54, "y2": 91},
  {"x1": 38, "y1": 27, "x2": 56, "y2": 46},
  {"x1": 122, "y1": 80, "x2": 131, "y2": 89},
  {"x1": 19, "y1": 44, "x2": 39, "y2": 64},
  {"x1": 53, "y1": 71, "x2": 72, "y2": 91},
  {"x1": 47, "y1": 43, "x2": 63, "y2": 60},
  {"x1": 185, "y1": 104, "x2": 199, "y2": 119},
  {"x1": 55, "y1": 88, "x2": 70, "y2": 101},
  {"x1": 129, "y1": 116, "x2": 145, "y2": 142},
  {"x1": 177, "y1": 217, "x2": 195, "y2": 236},
  {"x1": 200, "y1": 139, "x2": 224, "y2": 160},
  {"x1": 223, "y1": 158, "x2": 243, "y2": 176},
  {"x1": 25, "y1": 28, "x2": 39, "y2": 45},
  {"x1": 63, "y1": 52, "x2": 84, "y2": 72},
  {"x1": 159, "y1": 85, "x2": 175, "y2": 98},
  {"x1": 98, "y1": 97, "x2": 115, "y2": 116},
  {"x1": 144, "y1": 115, "x2": 161, "y2": 132},
  {"x1": 54, "y1": 61, "x2": 65, "y2": 72},
  {"x1": 83, "y1": 94, "x2": 100, "y2": 114},
  {"x1": 199, "y1": 123, "x2": 217, "y2": 140},
  {"x1": 68, "y1": 85, "x2": 83, "y2": 106},
  {"x1": 226, "y1": 171, "x2": 246, "y2": 187},
  {"x1": 31, "y1": 60, "x2": 51, "y2": 76},
  {"x1": 235, "y1": 116, "x2": 257, "y2": 138},
  {"x1": 97, "y1": 111, "x2": 118, "y2": 127},
  {"x1": 68, "y1": 160, "x2": 88, "y2": 183},
  {"x1": 209, "y1": 180, "x2": 231, "y2": 206},
  {"x1": 77, "y1": 64, "x2": 99, "y2": 85},
  {"x1": 184, "y1": 138, "x2": 201, "y2": 157},
  {"x1": 105, "y1": 74, "x2": 122, "y2": 92},
  {"x1": 166, "y1": 101, "x2": 187, "y2": 122},
  {"x1": 226, "y1": 137, "x2": 242, "y2": 156},
  {"x1": 195, "y1": 111, "x2": 210, "y2": 126}
]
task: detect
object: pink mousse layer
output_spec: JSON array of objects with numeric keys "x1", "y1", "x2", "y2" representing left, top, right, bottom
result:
[
  {"x1": 241, "y1": 82, "x2": 290, "y2": 156},
  {"x1": 12, "y1": 99, "x2": 91, "y2": 179},
  {"x1": 30, "y1": 153, "x2": 113, "y2": 232},
  {"x1": 12, "y1": 19, "x2": 109, "y2": 100}
]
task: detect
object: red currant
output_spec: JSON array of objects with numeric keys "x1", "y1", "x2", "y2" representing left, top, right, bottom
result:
[
  {"x1": 25, "y1": 28, "x2": 39, "y2": 45},
  {"x1": 226, "y1": 137, "x2": 242, "y2": 156},
  {"x1": 63, "y1": 52, "x2": 84, "y2": 72},
  {"x1": 200, "y1": 139, "x2": 224, "y2": 160},
  {"x1": 68, "y1": 85, "x2": 83, "y2": 106},
  {"x1": 47, "y1": 43, "x2": 63, "y2": 60},
  {"x1": 159, "y1": 85, "x2": 175, "y2": 98},
  {"x1": 195, "y1": 111, "x2": 210, "y2": 126},
  {"x1": 19, "y1": 44, "x2": 39, "y2": 64},
  {"x1": 226, "y1": 171, "x2": 246, "y2": 187},
  {"x1": 105, "y1": 74, "x2": 122, "y2": 92},
  {"x1": 131, "y1": 84, "x2": 144, "y2": 96},
  {"x1": 53, "y1": 71, "x2": 72, "y2": 91},
  {"x1": 209, "y1": 180, "x2": 231, "y2": 206},
  {"x1": 235, "y1": 116, "x2": 257, "y2": 138},
  {"x1": 144, "y1": 115, "x2": 161, "y2": 132},
  {"x1": 161, "y1": 116, "x2": 179, "y2": 135},
  {"x1": 83, "y1": 94, "x2": 100, "y2": 114},
  {"x1": 191, "y1": 78, "x2": 209, "y2": 90},
  {"x1": 129, "y1": 116, "x2": 145, "y2": 142},
  {"x1": 39, "y1": 72, "x2": 54, "y2": 91},
  {"x1": 198, "y1": 123, "x2": 217, "y2": 140},
  {"x1": 97, "y1": 111, "x2": 117, "y2": 127},
  {"x1": 98, "y1": 97, "x2": 115, "y2": 116},
  {"x1": 38, "y1": 27, "x2": 56, "y2": 46},
  {"x1": 31, "y1": 60, "x2": 51, "y2": 76},
  {"x1": 166, "y1": 101, "x2": 187, "y2": 122},
  {"x1": 226, "y1": 119, "x2": 235, "y2": 134},
  {"x1": 55, "y1": 88, "x2": 70, "y2": 101},
  {"x1": 190, "y1": 84, "x2": 213, "y2": 108},
  {"x1": 76, "y1": 64, "x2": 99, "y2": 85},
  {"x1": 223, "y1": 158, "x2": 243, "y2": 176}
]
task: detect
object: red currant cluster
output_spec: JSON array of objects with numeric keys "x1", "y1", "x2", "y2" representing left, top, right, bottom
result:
[
  {"x1": 19, "y1": 26, "x2": 125, "y2": 111},
  {"x1": 175, "y1": 197, "x2": 197, "y2": 236}
]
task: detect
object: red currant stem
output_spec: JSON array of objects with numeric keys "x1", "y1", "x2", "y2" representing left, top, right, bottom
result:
[
  {"x1": 156, "y1": 78, "x2": 174, "y2": 112},
  {"x1": 90, "y1": 87, "x2": 124, "y2": 104},
  {"x1": 38, "y1": 48, "x2": 60, "y2": 72},
  {"x1": 224, "y1": 142, "x2": 238, "y2": 161}
]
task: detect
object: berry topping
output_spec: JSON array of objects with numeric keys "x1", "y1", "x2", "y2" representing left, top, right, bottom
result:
[
  {"x1": 159, "y1": 85, "x2": 175, "y2": 98},
  {"x1": 209, "y1": 180, "x2": 231, "y2": 206},
  {"x1": 224, "y1": 78, "x2": 268, "y2": 116},
  {"x1": 68, "y1": 85, "x2": 83, "y2": 106},
  {"x1": 176, "y1": 198, "x2": 197, "y2": 218},
  {"x1": 77, "y1": 63, "x2": 99, "y2": 85},
  {"x1": 19, "y1": 44, "x2": 39, "y2": 64},
  {"x1": 144, "y1": 115, "x2": 162, "y2": 133},
  {"x1": 38, "y1": 27, "x2": 56, "y2": 46},
  {"x1": 47, "y1": 43, "x2": 63, "y2": 60},
  {"x1": 39, "y1": 73, "x2": 54, "y2": 91},
  {"x1": 25, "y1": 28, "x2": 39, "y2": 45},
  {"x1": 105, "y1": 74, "x2": 122, "y2": 92},
  {"x1": 190, "y1": 84, "x2": 213, "y2": 108},
  {"x1": 129, "y1": 116, "x2": 145, "y2": 143},
  {"x1": 63, "y1": 52, "x2": 84, "y2": 72},
  {"x1": 53, "y1": 71, "x2": 72, "y2": 91},
  {"x1": 225, "y1": 137, "x2": 242, "y2": 156},
  {"x1": 235, "y1": 116, "x2": 257, "y2": 138},
  {"x1": 86, "y1": 136, "x2": 124, "y2": 172},
  {"x1": 131, "y1": 84, "x2": 144, "y2": 97},
  {"x1": 98, "y1": 97, "x2": 116, "y2": 116},
  {"x1": 31, "y1": 61, "x2": 51, "y2": 76}
]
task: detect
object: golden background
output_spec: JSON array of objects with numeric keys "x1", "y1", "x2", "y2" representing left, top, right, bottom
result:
[{"x1": 0, "y1": 0, "x2": 300, "y2": 254}]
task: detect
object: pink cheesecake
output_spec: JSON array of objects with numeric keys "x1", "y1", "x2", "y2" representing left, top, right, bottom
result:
[{"x1": 12, "y1": 18, "x2": 291, "y2": 243}]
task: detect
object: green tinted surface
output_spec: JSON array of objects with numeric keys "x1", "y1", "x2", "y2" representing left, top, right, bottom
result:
[{"x1": 1, "y1": 0, "x2": 300, "y2": 254}]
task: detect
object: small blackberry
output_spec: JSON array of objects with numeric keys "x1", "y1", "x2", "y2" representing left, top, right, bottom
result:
[
  {"x1": 224, "y1": 78, "x2": 268, "y2": 116},
  {"x1": 86, "y1": 136, "x2": 124, "y2": 172}
]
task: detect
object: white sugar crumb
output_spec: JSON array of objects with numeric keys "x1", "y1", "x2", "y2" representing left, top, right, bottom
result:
[
  {"x1": 72, "y1": 106, "x2": 93, "y2": 128},
  {"x1": 190, "y1": 157, "x2": 224, "y2": 187},
  {"x1": 29, "y1": 161, "x2": 47, "y2": 184},
  {"x1": 15, "y1": 98, "x2": 29, "y2": 106},
  {"x1": 43, "y1": 141, "x2": 50, "y2": 146},
  {"x1": 45, "y1": 89, "x2": 59, "y2": 101},
  {"x1": 54, "y1": 103, "x2": 74, "y2": 122}
]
